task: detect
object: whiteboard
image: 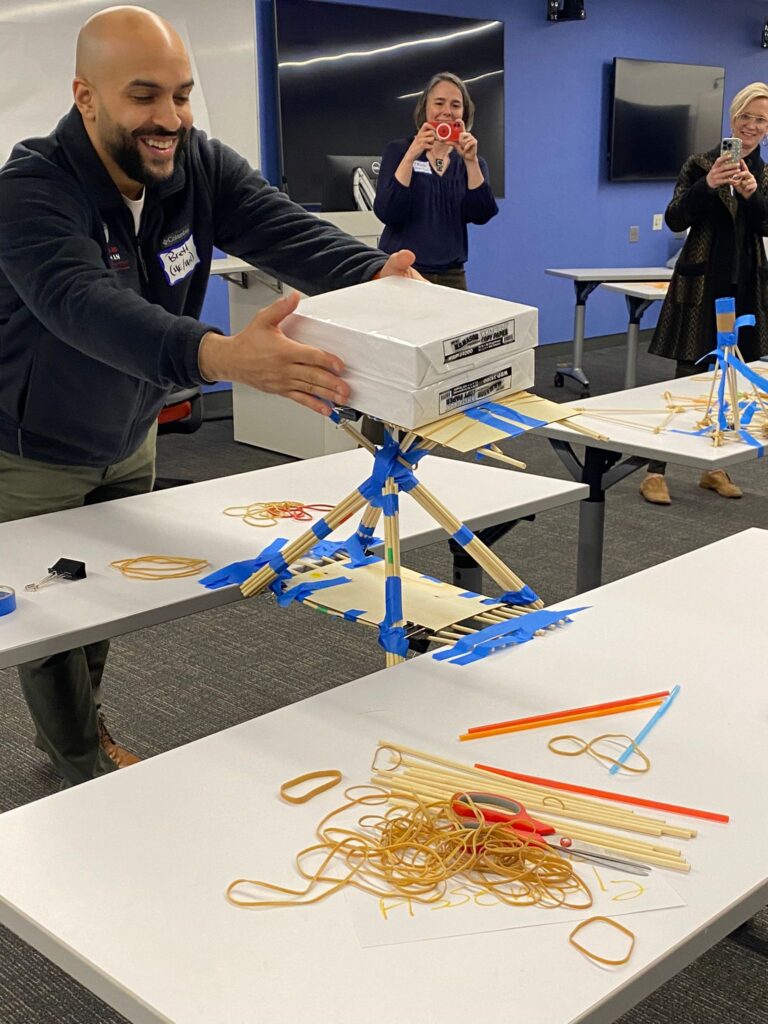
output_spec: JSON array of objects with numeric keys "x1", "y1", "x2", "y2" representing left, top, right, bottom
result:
[{"x1": 0, "y1": 0, "x2": 260, "y2": 167}]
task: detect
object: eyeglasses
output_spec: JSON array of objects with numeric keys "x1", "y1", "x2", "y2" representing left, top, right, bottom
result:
[{"x1": 736, "y1": 113, "x2": 768, "y2": 130}]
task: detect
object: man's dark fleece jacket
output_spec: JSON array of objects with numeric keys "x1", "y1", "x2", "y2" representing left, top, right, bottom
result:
[{"x1": 0, "y1": 107, "x2": 387, "y2": 466}]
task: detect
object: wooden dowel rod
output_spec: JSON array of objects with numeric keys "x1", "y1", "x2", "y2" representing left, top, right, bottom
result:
[{"x1": 241, "y1": 488, "x2": 368, "y2": 596}]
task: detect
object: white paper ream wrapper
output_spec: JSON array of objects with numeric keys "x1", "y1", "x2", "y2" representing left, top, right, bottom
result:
[
  {"x1": 282, "y1": 277, "x2": 538, "y2": 390},
  {"x1": 343, "y1": 348, "x2": 536, "y2": 428}
]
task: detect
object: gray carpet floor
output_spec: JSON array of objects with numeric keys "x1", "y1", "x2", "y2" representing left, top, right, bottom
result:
[{"x1": 0, "y1": 332, "x2": 766, "y2": 1023}]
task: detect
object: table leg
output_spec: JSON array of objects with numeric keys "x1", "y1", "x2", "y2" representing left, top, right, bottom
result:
[
  {"x1": 624, "y1": 297, "x2": 654, "y2": 391},
  {"x1": 553, "y1": 281, "x2": 599, "y2": 396},
  {"x1": 550, "y1": 441, "x2": 650, "y2": 592}
]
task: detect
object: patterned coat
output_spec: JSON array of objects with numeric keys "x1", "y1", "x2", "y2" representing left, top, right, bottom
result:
[{"x1": 649, "y1": 146, "x2": 768, "y2": 364}]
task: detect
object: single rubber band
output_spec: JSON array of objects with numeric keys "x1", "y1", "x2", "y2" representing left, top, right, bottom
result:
[
  {"x1": 569, "y1": 916, "x2": 636, "y2": 966},
  {"x1": 279, "y1": 770, "x2": 343, "y2": 804}
]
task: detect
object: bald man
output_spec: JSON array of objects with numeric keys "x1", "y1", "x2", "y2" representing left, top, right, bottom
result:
[{"x1": 0, "y1": 6, "x2": 417, "y2": 789}]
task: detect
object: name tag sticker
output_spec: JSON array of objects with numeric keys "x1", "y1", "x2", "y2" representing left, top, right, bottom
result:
[
  {"x1": 413, "y1": 160, "x2": 432, "y2": 174},
  {"x1": 158, "y1": 234, "x2": 200, "y2": 285}
]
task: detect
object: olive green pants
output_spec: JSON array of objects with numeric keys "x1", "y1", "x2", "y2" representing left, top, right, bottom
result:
[{"x1": 0, "y1": 426, "x2": 157, "y2": 786}]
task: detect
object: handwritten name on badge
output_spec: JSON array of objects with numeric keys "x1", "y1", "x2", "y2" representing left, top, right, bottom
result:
[
  {"x1": 158, "y1": 234, "x2": 200, "y2": 285},
  {"x1": 413, "y1": 160, "x2": 432, "y2": 174}
]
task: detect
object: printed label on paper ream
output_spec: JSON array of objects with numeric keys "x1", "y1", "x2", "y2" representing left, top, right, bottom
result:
[
  {"x1": 439, "y1": 367, "x2": 513, "y2": 414},
  {"x1": 158, "y1": 234, "x2": 200, "y2": 285},
  {"x1": 442, "y1": 319, "x2": 515, "y2": 363}
]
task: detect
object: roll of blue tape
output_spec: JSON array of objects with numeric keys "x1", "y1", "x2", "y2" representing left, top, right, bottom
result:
[{"x1": 0, "y1": 585, "x2": 17, "y2": 616}]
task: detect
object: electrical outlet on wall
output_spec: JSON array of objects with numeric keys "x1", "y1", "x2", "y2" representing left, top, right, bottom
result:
[
  {"x1": 652, "y1": 214, "x2": 663, "y2": 231},
  {"x1": 629, "y1": 225, "x2": 639, "y2": 242}
]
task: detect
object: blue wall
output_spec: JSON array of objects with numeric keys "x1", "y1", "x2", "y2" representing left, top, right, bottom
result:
[{"x1": 206, "y1": 0, "x2": 767, "y2": 346}]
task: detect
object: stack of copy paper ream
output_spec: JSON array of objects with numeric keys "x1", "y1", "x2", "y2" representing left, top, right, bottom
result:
[{"x1": 281, "y1": 278, "x2": 538, "y2": 428}]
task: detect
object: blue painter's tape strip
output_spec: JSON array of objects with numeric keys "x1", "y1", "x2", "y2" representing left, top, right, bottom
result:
[
  {"x1": 452, "y1": 525, "x2": 474, "y2": 547},
  {"x1": 421, "y1": 575, "x2": 442, "y2": 583},
  {"x1": 343, "y1": 608, "x2": 365, "y2": 622},
  {"x1": 740, "y1": 401, "x2": 758, "y2": 426},
  {"x1": 199, "y1": 538, "x2": 289, "y2": 589},
  {"x1": 738, "y1": 429, "x2": 765, "y2": 456},
  {"x1": 465, "y1": 409, "x2": 525, "y2": 436},
  {"x1": 478, "y1": 402, "x2": 547, "y2": 430},
  {"x1": 384, "y1": 574, "x2": 404, "y2": 623},
  {"x1": 0, "y1": 586, "x2": 16, "y2": 616},
  {"x1": 275, "y1": 576, "x2": 351, "y2": 608},
  {"x1": 268, "y1": 553, "x2": 289, "y2": 576},
  {"x1": 458, "y1": 590, "x2": 481, "y2": 599},
  {"x1": 378, "y1": 623, "x2": 409, "y2": 657},
  {"x1": 734, "y1": 313, "x2": 756, "y2": 331},
  {"x1": 381, "y1": 493, "x2": 398, "y2": 516},
  {"x1": 497, "y1": 585, "x2": 540, "y2": 606},
  {"x1": 715, "y1": 297, "x2": 735, "y2": 315},
  {"x1": 433, "y1": 606, "x2": 588, "y2": 665},
  {"x1": 724, "y1": 352, "x2": 768, "y2": 396},
  {"x1": 311, "y1": 520, "x2": 333, "y2": 540}
]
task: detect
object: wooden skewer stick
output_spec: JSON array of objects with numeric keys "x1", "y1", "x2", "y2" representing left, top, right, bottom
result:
[
  {"x1": 560, "y1": 417, "x2": 610, "y2": 441},
  {"x1": 382, "y1": 476, "x2": 406, "y2": 667},
  {"x1": 241, "y1": 487, "x2": 368, "y2": 597},
  {"x1": 476, "y1": 445, "x2": 527, "y2": 470},
  {"x1": 407, "y1": 482, "x2": 543, "y2": 609}
]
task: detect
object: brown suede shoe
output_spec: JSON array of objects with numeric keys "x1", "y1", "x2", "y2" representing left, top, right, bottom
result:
[
  {"x1": 98, "y1": 713, "x2": 141, "y2": 768},
  {"x1": 699, "y1": 469, "x2": 742, "y2": 498},
  {"x1": 639, "y1": 473, "x2": 671, "y2": 505}
]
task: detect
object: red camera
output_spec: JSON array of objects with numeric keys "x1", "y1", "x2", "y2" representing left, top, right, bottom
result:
[{"x1": 428, "y1": 120, "x2": 462, "y2": 143}]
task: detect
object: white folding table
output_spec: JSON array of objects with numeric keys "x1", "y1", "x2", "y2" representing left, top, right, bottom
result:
[
  {"x1": 536, "y1": 367, "x2": 768, "y2": 591},
  {"x1": 600, "y1": 281, "x2": 669, "y2": 389},
  {"x1": 0, "y1": 528, "x2": 765, "y2": 1024},
  {"x1": 0, "y1": 449, "x2": 586, "y2": 669},
  {"x1": 546, "y1": 268, "x2": 673, "y2": 395}
]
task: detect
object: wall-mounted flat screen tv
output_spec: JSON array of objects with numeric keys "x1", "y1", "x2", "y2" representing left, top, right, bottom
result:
[
  {"x1": 274, "y1": 0, "x2": 505, "y2": 207},
  {"x1": 609, "y1": 58, "x2": 725, "y2": 181}
]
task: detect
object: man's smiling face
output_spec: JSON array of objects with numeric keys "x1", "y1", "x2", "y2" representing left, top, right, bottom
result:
[{"x1": 73, "y1": 9, "x2": 195, "y2": 197}]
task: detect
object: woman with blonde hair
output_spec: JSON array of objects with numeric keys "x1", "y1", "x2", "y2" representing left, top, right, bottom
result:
[
  {"x1": 373, "y1": 71, "x2": 498, "y2": 290},
  {"x1": 641, "y1": 82, "x2": 768, "y2": 504}
]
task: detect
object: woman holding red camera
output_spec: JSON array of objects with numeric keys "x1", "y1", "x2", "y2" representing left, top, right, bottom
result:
[{"x1": 374, "y1": 72, "x2": 498, "y2": 290}]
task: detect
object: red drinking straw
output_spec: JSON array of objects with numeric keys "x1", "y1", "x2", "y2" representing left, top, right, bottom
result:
[
  {"x1": 475, "y1": 763, "x2": 730, "y2": 824},
  {"x1": 467, "y1": 690, "x2": 671, "y2": 735}
]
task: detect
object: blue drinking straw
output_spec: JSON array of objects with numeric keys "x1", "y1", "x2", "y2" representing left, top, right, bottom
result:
[{"x1": 609, "y1": 685, "x2": 681, "y2": 776}]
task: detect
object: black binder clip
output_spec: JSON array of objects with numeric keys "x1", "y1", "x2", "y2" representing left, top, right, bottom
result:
[{"x1": 25, "y1": 558, "x2": 87, "y2": 592}]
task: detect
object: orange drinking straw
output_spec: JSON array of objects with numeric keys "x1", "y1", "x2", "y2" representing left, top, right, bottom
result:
[
  {"x1": 475, "y1": 763, "x2": 730, "y2": 824},
  {"x1": 459, "y1": 698, "x2": 663, "y2": 741},
  {"x1": 466, "y1": 690, "x2": 671, "y2": 735}
]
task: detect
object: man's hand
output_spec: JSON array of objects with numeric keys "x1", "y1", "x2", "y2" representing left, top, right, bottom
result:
[
  {"x1": 198, "y1": 291, "x2": 348, "y2": 416},
  {"x1": 375, "y1": 249, "x2": 425, "y2": 281}
]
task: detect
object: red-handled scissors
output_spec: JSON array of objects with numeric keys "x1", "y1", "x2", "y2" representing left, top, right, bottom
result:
[{"x1": 451, "y1": 792, "x2": 555, "y2": 839}]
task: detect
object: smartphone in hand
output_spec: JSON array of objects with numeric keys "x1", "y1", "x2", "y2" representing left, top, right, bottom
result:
[{"x1": 721, "y1": 137, "x2": 742, "y2": 163}]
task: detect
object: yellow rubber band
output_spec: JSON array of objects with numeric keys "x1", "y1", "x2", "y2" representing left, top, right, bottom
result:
[
  {"x1": 569, "y1": 915, "x2": 636, "y2": 966},
  {"x1": 279, "y1": 770, "x2": 343, "y2": 804}
]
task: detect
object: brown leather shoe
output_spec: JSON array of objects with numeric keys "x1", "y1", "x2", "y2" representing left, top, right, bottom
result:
[
  {"x1": 639, "y1": 473, "x2": 671, "y2": 505},
  {"x1": 699, "y1": 469, "x2": 742, "y2": 498},
  {"x1": 98, "y1": 713, "x2": 141, "y2": 768}
]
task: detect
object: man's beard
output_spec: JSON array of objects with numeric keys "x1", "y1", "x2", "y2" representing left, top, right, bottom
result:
[{"x1": 102, "y1": 117, "x2": 188, "y2": 187}]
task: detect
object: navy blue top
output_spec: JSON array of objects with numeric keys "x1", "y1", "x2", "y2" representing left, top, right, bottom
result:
[
  {"x1": 0, "y1": 107, "x2": 387, "y2": 466},
  {"x1": 373, "y1": 136, "x2": 498, "y2": 273}
]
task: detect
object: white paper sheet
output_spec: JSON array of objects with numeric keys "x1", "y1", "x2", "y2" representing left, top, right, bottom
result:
[{"x1": 344, "y1": 861, "x2": 685, "y2": 948}]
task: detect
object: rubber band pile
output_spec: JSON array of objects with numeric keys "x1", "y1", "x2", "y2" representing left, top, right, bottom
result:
[
  {"x1": 226, "y1": 787, "x2": 591, "y2": 911},
  {"x1": 223, "y1": 501, "x2": 335, "y2": 528}
]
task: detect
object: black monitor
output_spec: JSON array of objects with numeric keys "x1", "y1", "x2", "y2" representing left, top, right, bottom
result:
[
  {"x1": 274, "y1": 0, "x2": 505, "y2": 205},
  {"x1": 321, "y1": 154, "x2": 381, "y2": 212},
  {"x1": 609, "y1": 58, "x2": 725, "y2": 181}
]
